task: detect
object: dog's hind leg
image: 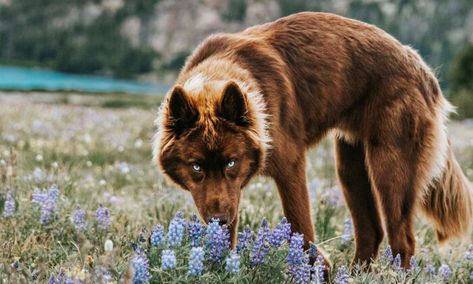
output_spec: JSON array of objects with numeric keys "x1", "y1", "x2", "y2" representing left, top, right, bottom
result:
[{"x1": 335, "y1": 138, "x2": 384, "y2": 265}]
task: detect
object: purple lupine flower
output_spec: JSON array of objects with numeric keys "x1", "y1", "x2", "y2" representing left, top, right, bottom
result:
[
  {"x1": 131, "y1": 250, "x2": 150, "y2": 284},
  {"x1": 187, "y1": 215, "x2": 205, "y2": 246},
  {"x1": 312, "y1": 255, "x2": 325, "y2": 284},
  {"x1": 225, "y1": 251, "x2": 240, "y2": 274},
  {"x1": 470, "y1": 271, "x2": 473, "y2": 280},
  {"x1": 293, "y1": 262, "x2": 311, "y2": 284},
  {"x1": 335, "y1": 265, "x2": 349, "y2": 284},
  {"x1": 3, "y1": 191, "x2": 15, "y2": 217},
  {"x1": 408, "y1": 256, "x2": 419, "y2": 273},
  {"x1": 251, "y1": 219, "x2": 270, "y2": 266},
  {"x1": 150, "y1": 224, "x2": 165, "y2": 247},
  {"x1": 425, "y1": 264, "x2": 436, "y2": 275},
  {"x1": 95, "y1": 205, "x2": 110, "y2": 230},
  {"x1": 71, "y1": 207, "x2": 86, "y2": 231},
  {"x1": 438, "y1": 264, "x2": 451, "y2": 280},
  {"x1": 161, "y1": 249, "x2": 176, "y2": 270},
  {"x1": 236, "y1": 225, "x2": 253, "y2": 252},
  {"x1": 188, "y1": 247, "x2": 205, "y2": 276},
  {"x1": 464, "y1": 245, "x2": 473, "y2": 261},
  {"x1": 393, "y1": 254, "x2": 401, "y2": 270},
  {"x1": 341, "y1": 218, "x2": 353, "y2": 241},
  {"x1": 205, "y1": 219, "x2": 231, "y2": 262},
  {"x1": 167, "y1": 212, "x2": 186, "y2": 247},
  {"x1": 32, "y1": 185, "x2": 60, "y2": 224},
  {"x1": 269, "y1": 217, "x2": 291, "y2": 247},
  {"x1": 381, "y1": 245, "x2": 393, "y2": 264},
  {"x1": 287, "y1": 233, "x2": 305, "y2": 267}
]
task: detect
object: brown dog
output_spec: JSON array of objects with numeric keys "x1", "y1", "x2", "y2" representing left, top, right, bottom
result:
[{"x1": 153, "y1": 12, "x2": 473, "y2": 267}]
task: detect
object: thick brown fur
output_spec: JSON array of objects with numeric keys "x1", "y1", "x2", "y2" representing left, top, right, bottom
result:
[{"x1": 154, "y1": 12, "x2": 473, "y2": 268}]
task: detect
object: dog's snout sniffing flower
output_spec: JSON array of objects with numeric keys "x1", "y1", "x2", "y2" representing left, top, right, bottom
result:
[
  {"x1": 95, "y1": 205, "x2": 110, "y2": 230},
  {"x1": 438, "y1": 264, "x2": 451, "y2": 280},
  {"x1": 236, "y1": 225, "x2": 253, "y2": 252},
  {"x1": 150, "y1": 224, "x2": 165, "y2": 247},
  {"x1": 269, "y1": 217, "x2": 291, "y2": 247},
  {"x1": 251, "y1": 219, "x2": 270, "y2": 266},
  {"x1": 31, "y1": 185, "x2": 60, "y2": 224},
  {"x1": 161, "y1": 249, "x2": 176, "y2": 270},
  {"x1": 187, "y1": 214, "x2": 205, "y2": 247},
  {"x1": 205, "y1": 219, "x2": 230, "y2": 262},
  {"x1": 341, "y1": 218, "x2": 353, "y2": 241},
  {"x1": 71, "y1": 207, "x2": 86, "y2": 231},
  {"x1": 131, "y1": 250, "x2": 150, "y2": 284},
  {"x1": 225, "y1": 251, "x2": 241, "y2": 274},
  {"x1": 167, "y1": 212, "x2": 185, "y2": 247},
  {"x1": 335, "y1": 265, "x2": 349, "y2": 284},
  {"x1": 188, "y1": 247, "x2": 205, "y2": 276},
  {"x1": 2, "y1": 190, "x2": 15, "y2": 218}
]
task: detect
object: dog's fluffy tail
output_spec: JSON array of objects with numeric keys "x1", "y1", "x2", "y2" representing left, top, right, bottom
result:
[{"x1": 421, "y1": 147, "x2": 473, "y2": 242}]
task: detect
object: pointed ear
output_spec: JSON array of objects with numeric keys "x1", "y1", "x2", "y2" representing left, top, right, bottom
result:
[
  {"x1": 217, "y1": 81, "x2": 249, "y2": 126},
  {"x1": 166, "y1": 86, "x2": 198, "y2": 135}
]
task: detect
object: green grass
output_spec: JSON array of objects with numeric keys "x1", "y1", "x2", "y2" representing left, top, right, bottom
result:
[{"x1": 0, "y1": 93, "x2": 472, "y2": 283}]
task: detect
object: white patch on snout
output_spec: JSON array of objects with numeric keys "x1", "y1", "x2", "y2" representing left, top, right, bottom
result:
[{"x1": 183, "y1": 73, "x2": 206, "y2": 94}]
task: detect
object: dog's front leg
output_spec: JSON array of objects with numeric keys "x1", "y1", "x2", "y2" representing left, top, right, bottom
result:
[{"x1": 273, "y1": 157, "x2": 331, "y2": 270}]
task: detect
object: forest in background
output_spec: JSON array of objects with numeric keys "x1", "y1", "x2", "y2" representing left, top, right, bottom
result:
[{"x1": 1, "y1": 0, "x2": 473, "y2": 115}]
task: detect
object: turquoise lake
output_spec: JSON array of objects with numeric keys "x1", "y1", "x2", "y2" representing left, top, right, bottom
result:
[{"x1": 0, "y1": 66, "x2": 169, "y2": 95}]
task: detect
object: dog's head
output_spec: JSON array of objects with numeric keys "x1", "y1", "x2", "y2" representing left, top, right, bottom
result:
[{"x1": 154, "y1": 77, "x2": 269, "y2": 226}]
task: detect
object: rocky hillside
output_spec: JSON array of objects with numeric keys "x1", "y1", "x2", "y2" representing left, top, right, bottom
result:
[{"x1": 1, "y1": 0, "x2": 472, "y2": 83}]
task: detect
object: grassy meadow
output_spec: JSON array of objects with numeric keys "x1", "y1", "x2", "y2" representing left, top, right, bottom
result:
[{"x1": 1, "y1": 93, "x2": 473, "y2": 283}]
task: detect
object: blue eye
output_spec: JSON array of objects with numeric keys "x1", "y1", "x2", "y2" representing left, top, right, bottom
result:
[
  {"x1": 192, "y1": 163, "x2": 201, "y2": 172},
  {"x1": 227, "y1": 160, "x2": 236, "y2": 168}
]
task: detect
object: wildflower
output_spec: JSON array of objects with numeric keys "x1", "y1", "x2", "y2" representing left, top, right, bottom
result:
[
  {"x1": 187, "y1": 214, "x2": 205, "y2": 246},
  {"x1": 161, "y1": 249, "x2": 176, "y2": 270},
  {"x1": 341, "y1": 218, "x2": 353, "y2": 241},
  {"x1": 425, "y1": 264, "x2": 436, "y2": 275},
  {"x1": 188, "y1": 247, "x2": 205, "y2": 276},
  {"x1": 32, "y1": 185, "x2": 59, "y2": 224},
  {"x1": 381, "y1": 245, "x2": 393, "y2": 264},
  {"x1": 470, "y1": 271, "x2": 473, "y2": 280},
  {"x1": 393, "y1": 254, "x2": 401, "y2": 270},
  {"x1": 287, "y1": 233, "x2": 305, "y2": 267},
  {"x1": 225, "y1": 251, "x2": 241, "y2": 274},
  {"x1": 118, "y1": 162, "x2": 130, "y2": 174},
  {"x1": 312, "y1": 255, "x2": 326, "y2": 284},
  {"x1": 287, "y1": 233, "x2": 309, "y2": 282},
  {"x1": 464, "y1": 245, "x2": 473, "y2": 261},
  {"x1": 251, "y1": 219, "x2": 270, "y2": 266},
  {"x1": 205, "y1": 219, "x2": 231, "y2": 262},
  {"x1": 95, "y1": 205, "x2": 110, "y2": 230},
  {"x1": 104, "y1": 239, "x2": 113, "y2": 252},
  {"x1": 71, "y1": 207, "x2": 86, "y2": 231},
  {"x1": 167, "y1": 212, "x2": 186, "y2": 247},
  {"x1": 236, "y1": 225, "x2": 253, "y2": 252},
  {"x1": 438, "y1": 264, "x2": 451, "y2": 280},
  {"x1": 408, "y1": 256, "x2": 419, "y2": 273},
  {"x1": 131, "y1": 250, "x2": 150, "y2": 284},
  {"x1": 3, "y1": 191, "x2": 15, "y2": 217},
  {"x1": 269, "y1": 217, "x2": 291, "y2": 247},
  {"x1": 335, "y1": 265, "x2": 349, "y2": 284},
  {"x1": 293, "y1": 262, "x2": 311, "y2": 284},
  {"x1": 150, "y1": 224, "x2": 165, "y2": 246}
]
